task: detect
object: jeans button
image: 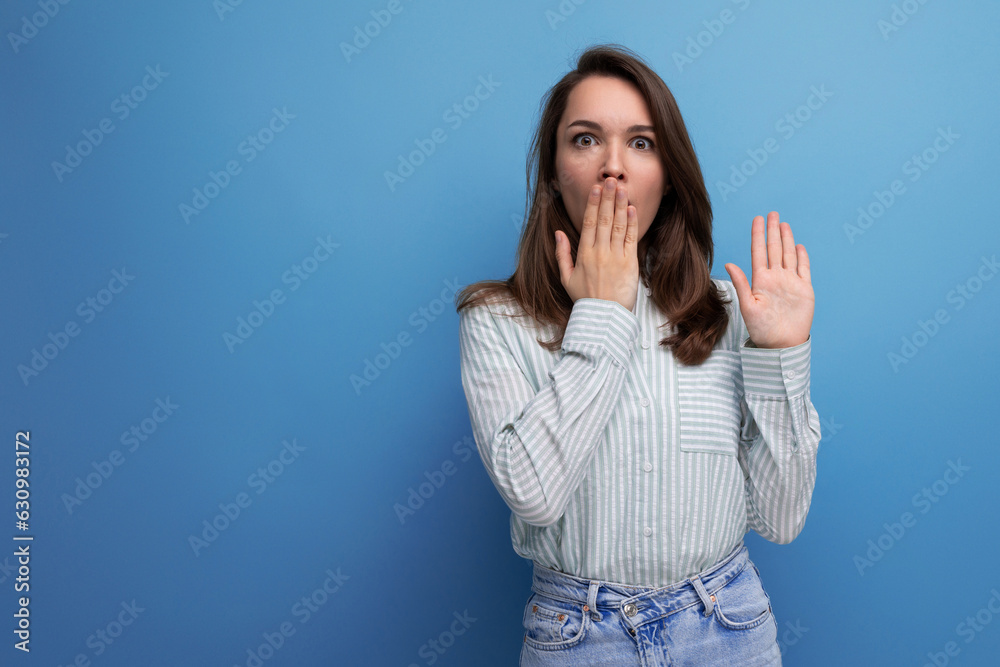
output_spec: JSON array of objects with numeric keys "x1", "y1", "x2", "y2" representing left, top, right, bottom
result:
[{"x1": 623, "y1": 603, "x2": 638, "y2": 617}]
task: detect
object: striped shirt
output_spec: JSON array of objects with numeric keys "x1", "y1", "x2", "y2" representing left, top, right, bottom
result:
[{"x1": 458, "y1": 277, "x2": 821, "y2": 588}]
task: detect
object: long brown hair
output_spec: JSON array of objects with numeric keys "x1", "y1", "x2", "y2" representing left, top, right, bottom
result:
[{"x1": 455, "y1": 43, "x2": 730, "y2": 366}]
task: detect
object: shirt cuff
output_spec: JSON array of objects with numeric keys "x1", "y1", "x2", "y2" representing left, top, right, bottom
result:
[
  {"x1": 740, "y1": 334, "x2": 811, "y2": 397},
  {"x1": 562, "y1": 298, "x2": 640, "y2": 367}
]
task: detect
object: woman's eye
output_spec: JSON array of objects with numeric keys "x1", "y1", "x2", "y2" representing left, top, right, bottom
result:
[{"x1": 572, "y1": 133, "x2": 655, "y2": 150}]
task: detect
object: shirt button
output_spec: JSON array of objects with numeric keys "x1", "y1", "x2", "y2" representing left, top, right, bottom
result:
[
  {"x1": 640, "y1": 398, "x2": 649, "y2": 407},
  {"x1": 643, "y1": 462, "x2": 652, "y2": 472},
  {"x1": 623, "y1": 602, "x2": 638, "y2": 617},
  {"x1": 643, "y1": 527, "x2": 652, "y2": 537},
  {"x1": 785, "y1": 370, "x2": 796, "y2": 379},
  {"x1": 641, "y1": 339, "x2": 650, "y2": 349}
]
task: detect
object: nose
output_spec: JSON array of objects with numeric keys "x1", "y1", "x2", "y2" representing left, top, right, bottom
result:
[{"x1": 600, "y1": 144, "x2": 625, "y2": 184}]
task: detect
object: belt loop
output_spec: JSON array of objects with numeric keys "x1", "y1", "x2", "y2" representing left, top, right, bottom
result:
[
  {"x1": 585, "y1": 580, "x2": 603, "y2": 622},
  {"x1": 690, "y1": 576, "x2": 715, "y2": 617}
]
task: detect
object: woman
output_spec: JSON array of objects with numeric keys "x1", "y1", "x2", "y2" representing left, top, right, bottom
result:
[{"x1": 456, "y1": 43, "x2": 819, "y2": 666}]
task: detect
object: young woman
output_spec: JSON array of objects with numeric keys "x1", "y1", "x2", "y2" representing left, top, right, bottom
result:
[{"x1": 456, "y1": 43, "x2": 819, "y2": 666}]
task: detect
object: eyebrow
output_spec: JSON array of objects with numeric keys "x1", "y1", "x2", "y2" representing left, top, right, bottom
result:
[{"x1": 566, "y1": 120, "x2": 655, "y2": 134}]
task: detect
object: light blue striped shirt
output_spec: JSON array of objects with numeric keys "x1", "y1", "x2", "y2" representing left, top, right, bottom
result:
[{"x1": 458, "y1": 278, "x2": 821, "y2": 588}]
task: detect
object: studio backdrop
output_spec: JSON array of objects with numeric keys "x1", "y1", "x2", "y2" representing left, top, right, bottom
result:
[{"x1": 2, "y1": 0, "x2": 998, "y2": 665}]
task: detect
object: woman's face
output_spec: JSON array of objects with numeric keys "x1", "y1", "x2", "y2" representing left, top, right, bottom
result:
[{"x1": 553, "y1": 75, "x2": 667, "y2": 243}]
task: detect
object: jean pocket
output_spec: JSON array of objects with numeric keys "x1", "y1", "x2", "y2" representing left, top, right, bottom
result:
[
  {"x1": 677, "y1": 349, "x2": 742, "y2": 456},
  {"x1": 711, "y1": 563, "x2": 774, "y2": 631},
  {"x1": 522, "y1": 592, "x2": 588, "y2": 650}
]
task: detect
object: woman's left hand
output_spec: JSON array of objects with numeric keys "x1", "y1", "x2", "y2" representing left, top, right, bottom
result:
[{"x1": 724, "y1": 211, "x2": 814, "y2": 349}]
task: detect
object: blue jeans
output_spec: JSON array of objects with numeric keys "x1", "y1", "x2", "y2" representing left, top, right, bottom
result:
[{"x1": 519, "y1": 540, "x2": 781, "y2": 666}]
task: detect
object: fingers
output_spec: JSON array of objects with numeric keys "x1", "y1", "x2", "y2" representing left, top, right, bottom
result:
[
  {"x1": 750, "y1": 215, "x2": 766, "y2": 276},
  {"x1": 749, "y1": 210, "x2": 810, "y2": 282},
  {"x1": 579, "y1": 184, "x2": 601, "y2": 249},
  {"x1": 609, "y1": 182, "x2": 629, "y2": 252},
  {"x1": 583, "y1": 177, "x2": 629, "y2": 253},
  {"x1": 766, "y1": 211, "x2": 782, "y2": 270},
  {"x1": 577, "y1": 175, "x2": 633, "y2": 262},
  {"x1": 724, "y1": 262, "x2": 750, "y2": 303},
  {"x1": 595, "y1": 177, "x2": 617, "y2": 248},
  {"x1": 779, "y1": 218, "x2": 796, "y2": 269},
  {"x1": 554, "y1": 230, "x2": 572, "y2": 287},
  {"x1": 624, "y1": 205, "x2": 638, "y2": 254},
  {"x1": 796, "y1": 244, "x2": 811, "y2": 281}
]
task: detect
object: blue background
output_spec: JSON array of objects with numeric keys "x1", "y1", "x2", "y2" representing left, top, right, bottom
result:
[{"x1": 2, "y1": 0, "x2": 999, "y2": 665}]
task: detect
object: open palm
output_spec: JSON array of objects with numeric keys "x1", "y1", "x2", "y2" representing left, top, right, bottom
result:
[{"x1": 724, "y1": 212, "x2": 814, "y2": 349}]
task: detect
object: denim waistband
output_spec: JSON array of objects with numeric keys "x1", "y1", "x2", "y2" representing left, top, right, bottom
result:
[{"x1": 530, "y1": 540, "x2": 749, "y2": 628}]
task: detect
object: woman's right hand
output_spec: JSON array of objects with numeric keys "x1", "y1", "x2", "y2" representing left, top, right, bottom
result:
[{"x1": 554, "y1": 177, "x2": 640, "y2": 312}]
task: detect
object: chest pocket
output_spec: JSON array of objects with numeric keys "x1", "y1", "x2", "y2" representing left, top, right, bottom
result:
[{"x1": 675, "y1": 349, "x2": 742, "y2": 456}]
